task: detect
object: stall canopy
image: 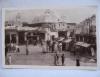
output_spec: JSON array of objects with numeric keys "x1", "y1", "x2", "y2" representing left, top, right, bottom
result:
[
  {"x1": 58, "y1": 37, "x2": 64, "y2": 41},
  {"x1": 64, "y1": 39, "x2": 72, "y2": 43},
  {"x1": 17, "y1": 26, "x2": 38, "y2": 31},
  {"x1": 5, "y1": 26, "x2": 39, "y2": 31},
  {"x1": 5, "y1": 26, "x2": 16, "y2": 30},
  {"x1": 75, "y1": 42, "x2": 90, "y2": 47}
]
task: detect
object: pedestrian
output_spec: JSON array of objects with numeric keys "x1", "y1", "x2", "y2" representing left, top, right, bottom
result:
[
  {"x1": 52, "y1": 41, "x2": 55, "y2": 53},
  {"x1": 54, "y1": 42, "x2": 58, "y2": 53},
  {"x1": 26, "y1": 47, "x2": 28, "y2": 55},
  {"x1": 54, "y1": 42, "x2": 59, "y2": 66},
  {"x1": 10, "y1": 43, "x2": 14, "y2": 52},
  {"x1": 16, "y1": 45, "x2": 20, "y2": 53},
  {"x1": 61, "y1": 53, "x2": 65, "y2": 66},
  {"x1": 76, "y1": 58, "x2": 80, "y2": 66},
  {"x1": 75, "y1": 45, "x2": 80, "y2": 66},
  {"x1": 42, "y1": 41, "x2": 47, "y2": 53},
  {"x1": 54, "y1": 53, "x2": 58, "y2": 66},
  {"x1": 46, "y1": 40, "x2": 50, "y2": 52},
  {"x1": 58, "y1": 42, "x2": 62, "y2": 52},
  {"x1": 40, "y1": 38, "x2": 43, "y2": 46},
  {"x1": 90, "y1": 47, "x2": 95, "y2": 57},
  {"x1": 37, "y1": 36, "x2": 39, "y2": 45},
  {"x1": 7, "y1": 54, "x2": 12, "y2": 65},
  {"x1": 26, "y1": 40, "x2": 29, "y2": 55},
  {"x1": 5, "y1": 44, "x2": 8, "y2": 57},
  {"x1": 49, "y1": 40, "x2": 52, "y2": 52}
]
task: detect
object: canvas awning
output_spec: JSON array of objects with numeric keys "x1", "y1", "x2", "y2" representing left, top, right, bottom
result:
[
  {"x1": 5, "y1": 26, "x2": 16, "y2": 30},
  {"x1": 17, "y1": 27, "x2": 38, "y2": 31},
  {"x1": 58, "y1": 38, "x2": 64, "y2": 41},
  {"x1": 64, "y1": 39, "x2": 72, "y2": 43},
  {"x1": 75, "y1": 42, "x2": 90, "y2": 47}
]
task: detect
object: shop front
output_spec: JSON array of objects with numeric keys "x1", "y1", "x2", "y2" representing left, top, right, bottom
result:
[{"x1": 26, "y1": 31, "x2": 45, "y2": 45}]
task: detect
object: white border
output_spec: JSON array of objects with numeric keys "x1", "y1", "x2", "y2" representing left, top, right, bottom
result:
[
  {"x1": 96, "y1": 6, "x2": 100, "y2": 70},
  {"x1": 2, "y1": 8, "x2": 5, "y2": 68},
  {"x1": 2, "y1": 7, "x2": 98, "y2": 70}
]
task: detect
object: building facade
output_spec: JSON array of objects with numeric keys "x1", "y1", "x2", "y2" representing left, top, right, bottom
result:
[
  {"x1": 75, "y1": 15, "x2": 96, "y2": 44},
  {"x1": 5, "y1": 10, "x2": 76, "y2": 45}
]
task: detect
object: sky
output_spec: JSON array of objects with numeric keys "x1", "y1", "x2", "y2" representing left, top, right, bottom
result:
[{"x1": 5, "y1": 6, "x2": 97, "y2": 24}]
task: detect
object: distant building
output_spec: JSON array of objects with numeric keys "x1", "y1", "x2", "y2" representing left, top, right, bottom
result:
[{"x1": 75, "y1": 15, "x2": 96, "y2": 35}]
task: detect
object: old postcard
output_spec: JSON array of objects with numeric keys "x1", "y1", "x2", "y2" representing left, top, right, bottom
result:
[{"x1": 2, "y1": 7, "x2": 97, "y2": 69}]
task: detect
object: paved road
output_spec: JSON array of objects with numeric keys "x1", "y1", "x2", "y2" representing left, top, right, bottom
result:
[{"x1": 7, "y1": 45, "x2": 96, "y2": 66}]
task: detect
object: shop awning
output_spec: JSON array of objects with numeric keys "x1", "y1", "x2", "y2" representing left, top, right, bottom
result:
[
  {"x1": 17, "y1": 27, "x2": 38, "y2": 31},
  {"x1": 75, "y1": 42, "x2": 90, "y2": 47},
  {"x1": 58, "y1": 38, "x2": 64, "y2": 41},
  {"x1": 64, "y1": 39, "x2": 72, "y2": 43},
  {"x1": 5, "y1": 26, "x2": 16, "y2": 30}
]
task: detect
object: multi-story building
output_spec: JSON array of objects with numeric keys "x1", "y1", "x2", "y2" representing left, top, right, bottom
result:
[
  {"x1": 5, "y1": 10, "x2": 76, "y2": 45},
  {"x1": 75, "y1": 15, "x2": 96, "y2": 44}
]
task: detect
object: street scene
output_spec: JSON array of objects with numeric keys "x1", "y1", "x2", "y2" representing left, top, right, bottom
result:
[{"x1": 4, "y1": 7, "x2": 97, "y2": 67}]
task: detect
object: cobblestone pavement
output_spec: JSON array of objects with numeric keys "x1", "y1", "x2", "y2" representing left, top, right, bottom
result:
[{"x1": 7, "y1": 45, "x2": 96, "y2": 66}]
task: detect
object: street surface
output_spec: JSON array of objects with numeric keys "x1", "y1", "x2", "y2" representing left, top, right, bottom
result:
[{"x1": 7, "y1": 45, "x2": 96, "y2": 66}]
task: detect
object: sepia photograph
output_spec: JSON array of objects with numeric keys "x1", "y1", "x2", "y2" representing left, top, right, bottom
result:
[{"x1": 2, "y1": 7, "x2": 97, "y2": 68}]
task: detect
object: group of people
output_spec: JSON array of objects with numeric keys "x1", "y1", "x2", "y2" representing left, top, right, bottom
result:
[
  {"x1": 5, "y1": 43, "x2": 20, "y2": 65},
  {"x1": 42, "y1": 39, "x2": 65, "y2": 66},
  {"x1": 42, "y1": 39, "x2": 63, "y2": 53}
]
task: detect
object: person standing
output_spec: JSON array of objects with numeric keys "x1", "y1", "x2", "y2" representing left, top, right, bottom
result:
[
  {"x1": 46, "y1": 40, "x2": 50, "y2": 52},
  {"x1": 52, "y1": 41, "x2": 55, "y2": 53},
  {"x1": 42, "y1": 41, "x2": 47, "y2": 53},
  {"x1": 54, "y1": 42, "x2": 58, "y2": 53},
  {"x1": 59, "y1": 49, "x2": 65, "y2": 66},
  {"x1": 75, "y1": 45, "x2": 80, "y2": 66},
  {"x1": 26, "y1": 40, "x2": 29, "y2": 55},
  {"x1": 15, "y1": 44, "x2": 20, "y2": 56},
  {"x1": 61, "y1": 53, "x2": 65, "y2": 66},
  {"x1": 5, "y1": 44, "x2": 9, "y2": 64},
  {"x1": 90, "y1": 47, "x2": 95, "y2": 57},
  {"x1": 8, "y1": 54, "x2": 12, "y2": 65},
  {"x1": 54, "y1": 42, "x2": 59, "y2": 65}
]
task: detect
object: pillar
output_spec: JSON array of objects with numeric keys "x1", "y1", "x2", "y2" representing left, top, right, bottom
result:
[
  {"x1": 24, "y1": 32, "x2": 27, "y2": 42},
  {"x1": 25, "y1": 32, "x2": 29, "y2": 55},
  {"x1": 10, "y1": 33, "x2": 12, "y2": 44},
  {"x1": 16, "y1": 32, "x2": 19, "y2": 52},
  {"x1": 16, "y1": 32, "x2": 19, "y2": 45}
]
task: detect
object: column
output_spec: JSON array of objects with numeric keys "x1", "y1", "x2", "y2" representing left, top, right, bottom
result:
[
  {"x1": 24, "y1": 32, "x2": 27, "y2": 42},
  {"x1": 9, "y1": 33, "x2": 11, "y2": 44},
  {"x1": 16, "y1": 32, "x2": 19, "y2": 52},
  {"x1": 25, "y1": 32, "x2": 29, "y2": 55},
  {"x1": 16, "y1": 32, "x2": 19, "y2": 45}
]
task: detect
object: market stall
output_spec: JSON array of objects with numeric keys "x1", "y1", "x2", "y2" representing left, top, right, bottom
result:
[{"x1": 63, "y1": 39, "x2": 72, "y2": 51}]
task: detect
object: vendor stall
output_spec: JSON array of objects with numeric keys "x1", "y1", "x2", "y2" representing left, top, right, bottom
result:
[
  {"x1": 63, "y1": 39, "x2": 72, "y2": 51},
  {"x1": 75, "y1": 42, "x2": 96, "y2": 57}
]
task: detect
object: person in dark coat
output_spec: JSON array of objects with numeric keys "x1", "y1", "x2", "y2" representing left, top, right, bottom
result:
[
  {"x1": 75, "y1": 45, "x2": 80, "y2": 66},
  {"x1": 5, "y1": 44, "x2": 8, "y2": 57},
  {"x1": 46, "y1": 40, "x2": 50, "y2": 52},
  {"x1": 54, "y1": 53, "x2": 59, "y2": 66},
  {"x1": 76, "y1": 56, "x2": 80, "y2": 66},
  {"x1": 61, "y1": 53, "x2": 65, "y2": 66},
  {"x1": 26, "y1": 40, "x2": 29, "y2": 55}
]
